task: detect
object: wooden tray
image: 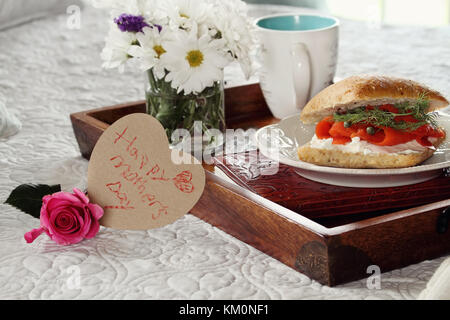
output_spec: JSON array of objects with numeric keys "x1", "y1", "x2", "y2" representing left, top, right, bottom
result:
[{"x1": 71, "y1": 83, "x2": 450, "y2": 286}]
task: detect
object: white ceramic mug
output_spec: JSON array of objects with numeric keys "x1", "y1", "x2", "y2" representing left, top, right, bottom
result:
[{"x1": 255, "y1": 14, "x2": 339, "y2": 119}]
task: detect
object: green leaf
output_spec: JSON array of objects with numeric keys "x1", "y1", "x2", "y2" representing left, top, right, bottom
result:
[
  {"x1": 332, "y1": 96, "x2": 436, "y2": 131},
  {"x1": 4, "y1": 184, "x2": 61, "y2": 219}
]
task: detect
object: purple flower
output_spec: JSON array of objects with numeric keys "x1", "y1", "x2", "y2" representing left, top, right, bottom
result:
[
  {"x1": 153, "y1": 24, "x2": 163, "y2": 33},
  {"x1": 114, "y1": 14, "x2": 149, "y2": 33}
]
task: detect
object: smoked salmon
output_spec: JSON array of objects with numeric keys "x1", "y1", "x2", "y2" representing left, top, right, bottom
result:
[{"x1": 315, "y1": 104, "x2": 445, "y2": 147}]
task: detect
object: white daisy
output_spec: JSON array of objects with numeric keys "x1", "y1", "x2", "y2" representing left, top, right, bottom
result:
[
  {"x1": 210, "y1": 0, "x2": 256, "y2": 79},
  {"x1": 101, "y1": 26, "x2": 137, "y2": 72},
  {"x1": 216, "y1": 20, "x2": 255, "y2": 79},
  {"x1": 162, "y1": 0, "x2": 213, "y2": 30},
  {"x1": 161, "y1": 25, "x2": 231, "y2": 94},
  {"x1": 91, "y1": 0, "x2": 146, "y2": 15},
  {"x1": 141, "y1": 0, "x2": 168, "y2": 25},
  {"x1": 127, "y1": 26, "x2": 170, "y2": 78},
  {"x1": 92, "y1": 0, "x2": 166, "y2": 24}
]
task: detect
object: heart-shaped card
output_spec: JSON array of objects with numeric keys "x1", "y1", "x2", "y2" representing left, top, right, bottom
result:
[{"x1": 87, "y1": 113, "x2": 205, "y2": 230}]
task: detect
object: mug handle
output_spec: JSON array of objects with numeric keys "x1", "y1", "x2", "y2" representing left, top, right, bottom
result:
[{"x1": 291, "y1": 43, "x2": 311, "y2": 110}]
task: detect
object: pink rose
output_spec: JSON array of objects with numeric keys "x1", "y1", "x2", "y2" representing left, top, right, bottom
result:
[{"x1": 24, "y1": 188, "x2": 104, "y2": 246}]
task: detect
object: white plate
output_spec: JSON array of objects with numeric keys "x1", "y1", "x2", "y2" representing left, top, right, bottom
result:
[{"x1": 256, "y1": 111, "x2": 450, "y2": 188}]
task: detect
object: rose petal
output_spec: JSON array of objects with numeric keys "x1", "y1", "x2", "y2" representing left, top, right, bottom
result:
[
  {"x1": 46, "y1": 197, "x2": 79, "y2": 212},
  {"x1": 49, "y1": 216, "x2": 82, "y2": 244},
  {"x1": 68, "y1": 207, "x2": 85, "y2": 236},
  {"x1": 52, "y1": 234, "x2": 84, "y2": 246},
  {"x1": 24, "y1": 228, "x2": 45, "y2": 244},
  {"x1": 80, "y1": 215, "x2": 92, "y2": 238},
  {"x1": 73, "y1": 188, "x2": 90, "y2": 204},
  {"x1": 54, "y1": 191, "x2": 80, "y2": 201},
  {"x1": 49, "y1": 207, "x2": 69, "y2": 227},
  {"x1": 84, "y1": 219, "x2": 100, "y2": 239},
  {"x1": 88, "y1": 204, "x2": 104, "y2": 220},
  {"x1": 61, "y1": 209, "x2": 82, "y2": 234},
  {"x1": 55, "y1": 212, "x2": 76, "y2": 231},
  {"x1": 40, "y1": 201, "x2": 50, "y2": 229},
  {"x1": 48, "y1": 208, "x2": 79, "y2": 237},
  {"x1": 42, "y1": 195, "x2": 52, "y2": 206}
]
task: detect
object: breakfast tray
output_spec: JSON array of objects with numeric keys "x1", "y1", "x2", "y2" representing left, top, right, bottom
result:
[{"x1": 71, "y1": 83, "x2": 450, "y2": 286}]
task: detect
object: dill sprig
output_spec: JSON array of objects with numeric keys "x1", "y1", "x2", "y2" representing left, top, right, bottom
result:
[{"x1": 333, "y1": 94, "x2": 438, "y2": 131}]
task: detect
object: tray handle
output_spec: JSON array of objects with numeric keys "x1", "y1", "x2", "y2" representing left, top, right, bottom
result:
[{"x1": 437, "y1": 206, "x2": 450, "y2": 234}]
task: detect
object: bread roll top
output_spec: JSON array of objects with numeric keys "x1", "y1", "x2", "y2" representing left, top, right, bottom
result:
[{"x1": 300, "y1": 75, "x2": 449, "y2": 124}]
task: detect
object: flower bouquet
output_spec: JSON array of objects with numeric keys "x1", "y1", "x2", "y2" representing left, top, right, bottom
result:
[{"x1": 94, "y1": 0, "x2": 255, "y2": 147}]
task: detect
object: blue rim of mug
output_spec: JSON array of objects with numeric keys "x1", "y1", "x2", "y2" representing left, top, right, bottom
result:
[{"x1": 255, "y1": 13, "x2": 340, "y2": 33}]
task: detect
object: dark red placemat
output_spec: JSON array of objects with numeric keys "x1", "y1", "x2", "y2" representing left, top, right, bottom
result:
[{"x1": 214, "y1": 151, "x2": 450, "y2": 219}]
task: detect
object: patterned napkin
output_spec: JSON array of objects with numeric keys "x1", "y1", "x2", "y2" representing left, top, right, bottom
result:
[
  {"x1": 419, "y1": 258, "x2": 450, "y2": 300},
  {"x1": 0, "y1": 99, "x2": 21, "y2": 139}
]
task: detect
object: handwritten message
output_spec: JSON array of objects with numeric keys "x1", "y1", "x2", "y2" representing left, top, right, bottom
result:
[{"x1": 87, "y1": 114, "x2": 205, "y2": 230}]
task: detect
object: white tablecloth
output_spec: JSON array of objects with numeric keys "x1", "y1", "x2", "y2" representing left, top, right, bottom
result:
[{"x1": 0, "y1": 4, "x2": 449, "y2": 300}]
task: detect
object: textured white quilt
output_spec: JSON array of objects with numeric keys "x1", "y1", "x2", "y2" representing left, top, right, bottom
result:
[
  {"x1": 0, "y1": 4, "x2": 449, "y2": 300},
  {"x1": 0, "y1": 0, "x2": 82, "y2": 30}
]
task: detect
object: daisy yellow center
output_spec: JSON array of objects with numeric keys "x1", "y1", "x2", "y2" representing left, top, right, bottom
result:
[
  {"x1": 153, "y1": 45, "x2": 166, "y2": 58},
  {"x1": 186, "y1": 50, "x2": 204, "y2": 68},
  {"x1": 180, "y1": 13, "x2": 189, "y2": 18}
]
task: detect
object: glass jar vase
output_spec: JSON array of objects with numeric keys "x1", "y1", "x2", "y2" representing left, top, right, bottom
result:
[{"x1": 145, "y1": 69, "x2": 225, "y2": 149}]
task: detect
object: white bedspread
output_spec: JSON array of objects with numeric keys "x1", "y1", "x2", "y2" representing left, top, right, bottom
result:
[{"x1": 0, "y1": 4, "x2": 449, "y2": 300}]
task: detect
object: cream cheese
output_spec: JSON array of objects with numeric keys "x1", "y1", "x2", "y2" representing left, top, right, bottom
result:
[{"x1": 309, "y1": 135, "x2": 435, "y2": 155}]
